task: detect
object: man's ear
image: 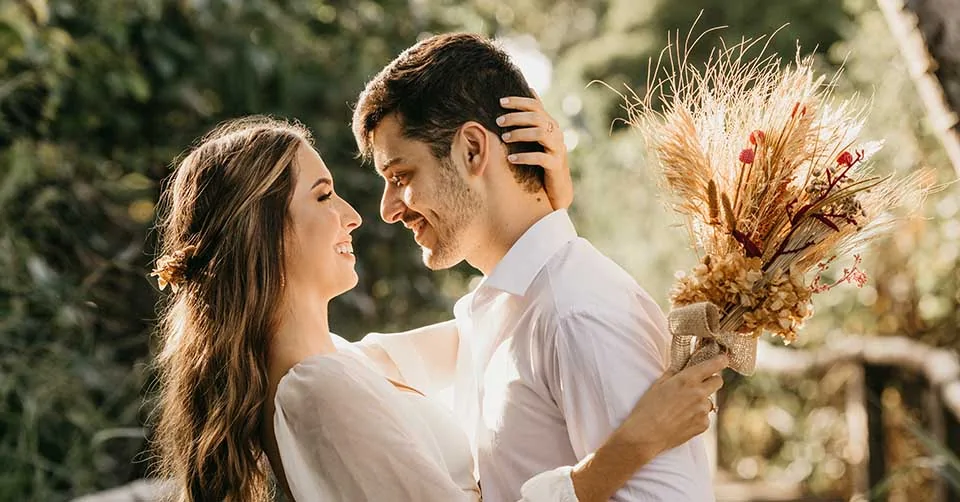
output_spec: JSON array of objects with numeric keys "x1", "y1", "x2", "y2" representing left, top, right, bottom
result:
[{"x1": 455, "y1": 121, "x2": 491, "y2": 176}]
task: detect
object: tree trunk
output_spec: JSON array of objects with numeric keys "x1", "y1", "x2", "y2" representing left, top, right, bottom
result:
[{"x1": 879, "y1": 0, "x2": 960, "y2": 177}]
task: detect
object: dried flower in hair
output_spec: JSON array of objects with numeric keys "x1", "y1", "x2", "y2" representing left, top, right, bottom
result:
[{"x1": 151, "y1": 245, "x2": 197, "y2": 292}]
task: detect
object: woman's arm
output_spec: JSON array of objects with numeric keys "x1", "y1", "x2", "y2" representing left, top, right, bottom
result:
[
  {"x1": 355, "y1": 319, "x2": 459, "y2": 392},
  {"x1": 273, "y1": 354, "x2": 475, "y2": 501}
]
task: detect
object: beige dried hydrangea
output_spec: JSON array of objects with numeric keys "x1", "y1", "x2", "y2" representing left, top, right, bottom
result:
[{"x1": 671, "y1": 252, "x2": 814, "y2": 343}]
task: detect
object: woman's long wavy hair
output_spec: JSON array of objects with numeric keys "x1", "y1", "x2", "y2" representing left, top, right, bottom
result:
[{"x1": 150, "y1": 116, "x2": 311, "y2": 502}]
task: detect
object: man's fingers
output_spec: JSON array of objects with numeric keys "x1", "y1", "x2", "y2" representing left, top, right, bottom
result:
[
  {"x1": 682, "y1": 353, "x2": 729, "y2": 382},
  {"x1": 702, "y1": 374, "x2": 724, "y2": 394}
]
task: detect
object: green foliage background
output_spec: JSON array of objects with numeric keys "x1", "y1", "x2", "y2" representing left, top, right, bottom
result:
[{"x1": 1, "y1": 0, "x2": 956, "y2": 500}]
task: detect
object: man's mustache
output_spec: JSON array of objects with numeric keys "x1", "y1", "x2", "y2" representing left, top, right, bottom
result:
[{"x1": 400, "y1": 213, "x2": 424, "y2": 229}]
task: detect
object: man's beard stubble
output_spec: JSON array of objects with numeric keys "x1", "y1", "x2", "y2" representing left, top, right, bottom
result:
[{"x1": 421, "y1": 158, "x2": 482, "y2": 270}]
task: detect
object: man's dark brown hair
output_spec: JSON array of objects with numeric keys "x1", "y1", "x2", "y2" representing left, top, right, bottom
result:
[{"x1": 352, "y1": 33, "x2": 545, "y2": 191}]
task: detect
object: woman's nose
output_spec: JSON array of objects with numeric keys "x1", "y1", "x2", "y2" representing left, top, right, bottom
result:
[{"x1": 341, "y1": 197, "x2": 362, "y2": 231}]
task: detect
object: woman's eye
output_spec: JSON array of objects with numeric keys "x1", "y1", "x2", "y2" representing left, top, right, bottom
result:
[{"x1": 317, "y1": 192, "x2": 333, "y2": 202}]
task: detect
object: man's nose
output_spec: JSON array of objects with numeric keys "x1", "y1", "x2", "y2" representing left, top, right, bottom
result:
[{"x1": 380, "y1": 184, "x2": 405, "y2": 224}]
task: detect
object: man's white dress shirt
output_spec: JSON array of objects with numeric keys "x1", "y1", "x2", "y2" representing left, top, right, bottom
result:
[{"x1": 374, "y1": 209, "x2": 714, "y2": 501}]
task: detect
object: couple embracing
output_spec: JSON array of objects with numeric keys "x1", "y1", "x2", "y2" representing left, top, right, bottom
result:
[{"x1": 151, "y1": 33, "x2": 726, "y2": 502}]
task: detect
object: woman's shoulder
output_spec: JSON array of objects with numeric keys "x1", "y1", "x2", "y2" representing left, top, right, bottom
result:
[{"x1": 275, "y1": 351, "x2": 386, "y2": 417}]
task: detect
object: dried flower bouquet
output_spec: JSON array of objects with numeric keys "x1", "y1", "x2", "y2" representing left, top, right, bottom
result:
[{"x1": 624, "y1": 30, "x2": 926, "y2": 374}]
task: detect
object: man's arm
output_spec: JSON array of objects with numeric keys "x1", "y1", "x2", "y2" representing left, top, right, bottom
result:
[
  {"x1": 548, "y1": 298, "x2": 715, "y2": 501},
  {"x1": 568, "y1": 355, "x2": 725, "y2": 501},
  {"x1": 355, "y1": 319, "x2": 459, "y2": 394}
]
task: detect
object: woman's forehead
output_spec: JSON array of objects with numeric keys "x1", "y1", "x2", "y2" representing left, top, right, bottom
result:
[{"x1": 296, "y1": 144, "x2": 332, "y2": 180}]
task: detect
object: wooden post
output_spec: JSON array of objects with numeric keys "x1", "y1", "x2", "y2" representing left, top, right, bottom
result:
[
  {"x1": 846, "y1": 363, "x2": 870, "y2": 499},
  {"x1": 925, "y1": 383, "x2": 949, "y2": 502},
  {"x1": 865, "y1": 364, "x2": 891, "y2": 499},
  {"x1": 878, "y1": 0, "x2": 960, "y2": 179},
  {"x1": 947, "y1": 404, "x2": 960, "y2": 502}
]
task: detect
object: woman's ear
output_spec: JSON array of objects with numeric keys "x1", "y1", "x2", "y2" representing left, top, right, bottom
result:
[{"x1": 455, "y1": 121, "x2": 491, "y2": 176}]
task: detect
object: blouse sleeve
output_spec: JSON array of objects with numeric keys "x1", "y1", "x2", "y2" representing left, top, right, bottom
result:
[
  {"x1": 274, "y1": 353, "x2": 581, "y2": 502},
  {"x1": 273, "y1": 354, "x2": 472, "y2": 502}
]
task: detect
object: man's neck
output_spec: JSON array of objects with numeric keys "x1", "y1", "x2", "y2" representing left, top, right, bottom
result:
[{"x1": 466, "y1": 189, "x2": 555, "y2": 275}]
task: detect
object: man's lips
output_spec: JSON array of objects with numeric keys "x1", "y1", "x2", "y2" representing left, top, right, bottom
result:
[{"x1": 403, "y1": 217, "x2": 428, "y2": 243}]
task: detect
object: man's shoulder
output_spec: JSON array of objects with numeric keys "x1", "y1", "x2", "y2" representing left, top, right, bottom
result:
[
  {"x1": 529, "y1": 238, "x2": 649, "y2": 316},
  {"x1": 525, "y1": 239, "x2": 671, "y2": 368}
]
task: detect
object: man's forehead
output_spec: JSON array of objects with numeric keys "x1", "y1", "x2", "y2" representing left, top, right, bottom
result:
[
  {"x1": 370, "y1": 118, "x2": 428, "y2": 171},
  {"x1": 370, "y1": 118, "x2": 403, "y2": 169}
]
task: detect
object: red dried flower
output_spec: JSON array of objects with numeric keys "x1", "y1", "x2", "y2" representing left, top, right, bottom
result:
[
  {"x1": 837, "y1": 151, "x2": 854, "y2": 167},
  {"x1": 790, "y1": 102, "x2": 807, "y2": 118},
  {"x1": 739, "y1": 148, "x2": 756, "y2": 164},
  {"x1": 749, "y1": 130, "x2": 765, "y2": 146}
]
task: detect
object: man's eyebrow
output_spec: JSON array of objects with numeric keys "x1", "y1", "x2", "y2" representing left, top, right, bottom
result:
[
  {"x1": 310, "y1": 177, "x2": 333, "y2": 190},
  {"x1": 378, "y1": 157, "x2": 405, "y2": 173}
]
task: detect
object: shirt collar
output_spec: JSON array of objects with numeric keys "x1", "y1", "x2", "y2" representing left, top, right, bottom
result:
[{"x1": 479, "y1": 209, "x2": 578, "y2": 297}]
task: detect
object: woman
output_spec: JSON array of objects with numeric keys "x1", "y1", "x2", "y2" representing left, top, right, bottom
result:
[{"x1": 150, "y1": 109, "x2": 726, "y2": 502}]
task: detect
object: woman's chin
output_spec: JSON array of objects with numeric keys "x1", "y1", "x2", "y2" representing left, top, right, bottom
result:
[{"x1": 331, "y1": 271, "x2": 360, "y2": 298}]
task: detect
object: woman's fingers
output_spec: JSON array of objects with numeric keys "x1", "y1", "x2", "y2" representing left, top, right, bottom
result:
[
  {"x1": 498, "y1": 94, "x2": 572, "y2": 210},
  {"x1": 499, "y1": 96, "x2": 542, "y2": 112},
  {"x1": 507, "y1": 152, "x2": 552, "y2": 167},
  {"x1": 496, "y1": 111, "x2": 545, "y2": 128},
  {"x1": 502, "y1": 127, "x2": 550, "y2": 145}
]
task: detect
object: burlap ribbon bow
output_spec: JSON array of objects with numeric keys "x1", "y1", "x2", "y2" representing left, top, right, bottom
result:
[{"x1": 667, "y1": 302, "x2": 757, "y2": 376}]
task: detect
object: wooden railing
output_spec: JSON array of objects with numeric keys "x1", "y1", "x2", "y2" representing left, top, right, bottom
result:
[{"x1": 714, "y1": 335, "x2": 960, "y2": 502}]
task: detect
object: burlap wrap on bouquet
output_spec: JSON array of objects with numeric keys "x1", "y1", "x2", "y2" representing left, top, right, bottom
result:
[{"x1": 667, "y1": 302, "x2": 757, "y2": 376}]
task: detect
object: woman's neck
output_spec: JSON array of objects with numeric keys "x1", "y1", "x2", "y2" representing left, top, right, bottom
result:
[{"x1": 268, "y1": 290, "x2": 336, "y2": 388}]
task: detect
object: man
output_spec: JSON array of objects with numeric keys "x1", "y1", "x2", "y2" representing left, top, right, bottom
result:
[{"x1": 353, "y1": 33, "x2": 716, "y2": 501}]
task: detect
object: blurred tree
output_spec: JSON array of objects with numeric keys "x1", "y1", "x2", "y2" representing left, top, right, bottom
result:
[
  {"x1": 466, "y1": 0, "x2": 955, "y2": 498},
  {"x1": 0, "y1": 0, "x2": 476, "y2": 499},
  {"x1": 4, "y1": 0, "x2": 957, "y2": 500}
]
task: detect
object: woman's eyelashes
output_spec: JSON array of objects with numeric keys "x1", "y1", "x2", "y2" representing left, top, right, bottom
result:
[{"x1": 317, "y1": 191, "x2": 333, "y2": 202}]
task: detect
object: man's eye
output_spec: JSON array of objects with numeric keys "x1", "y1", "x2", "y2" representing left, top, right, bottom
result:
[{"x1": 389, "y1": 174, "x2": 405, "y2": 187}]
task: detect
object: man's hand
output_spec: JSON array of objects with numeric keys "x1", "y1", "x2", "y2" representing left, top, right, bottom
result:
[
  {"x1": 570, "y1": 354, "x2": 727, "y2": 502},
  {"x1": 616, "y1": 353, "x2": 728, "y2": 454}
]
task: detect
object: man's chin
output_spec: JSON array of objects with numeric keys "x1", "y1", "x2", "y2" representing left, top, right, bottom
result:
[{"x1": 421, "y1": 246, "x2": 461, "y2": 270}]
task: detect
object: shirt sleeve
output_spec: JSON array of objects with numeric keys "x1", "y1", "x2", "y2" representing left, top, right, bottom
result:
[
  {"x1": 518, "y1": 466, "x2": 579, "y2": 502},
  {"x1": 273, "y1": 354, "x2": 472, "y2": 502},
  {"x1": 549, "y1": 293, "x2": 714, "y2": 502},
  {"x1": 359, "y1": 319, "x2": 459, "y2": 394}
]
